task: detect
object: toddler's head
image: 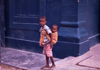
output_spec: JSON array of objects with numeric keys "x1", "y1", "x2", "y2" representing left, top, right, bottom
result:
[
  {"x1": 40, "y1": 16, "x2": 47, "y2": 27},
  {"x1": 51, "y1": 25, "x2": 58, "y2": 33}
]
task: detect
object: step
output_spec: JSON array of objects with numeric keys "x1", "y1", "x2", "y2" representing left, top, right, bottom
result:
[
  {"x1": 71, "y1": 44, "x2": 100, "y2": 65},
  {"x1": 78, "y1": 44, "x2": 100, "y2": 69},
  {"x1": 49, "y1": 56, "x2": 98, "y2": 70},
  {"x1": 46, "y1": 56, "x2": 76, "y2": 70},
  {"x1": 53, "y1": 56, "x2": 75, "y2": 66}
]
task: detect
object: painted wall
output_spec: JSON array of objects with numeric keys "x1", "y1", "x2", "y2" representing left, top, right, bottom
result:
[
  {"x1": 4, "y1": 0, "x2": 100, "y2": 58},
  {"x1": 85, "y1": 0, "x2": 100, "y2": 47},
  {"x1": 0, "y1": 0, "x2": 5, "y2": 47}
]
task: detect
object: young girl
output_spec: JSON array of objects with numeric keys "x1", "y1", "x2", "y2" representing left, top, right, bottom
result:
[{"x1": 40, "y1": 24, "x2": 58, "y2": 69}]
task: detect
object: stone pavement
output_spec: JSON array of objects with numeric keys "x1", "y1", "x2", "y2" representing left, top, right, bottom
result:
[
  {"x1": 1, "y1": 44, "x2": 100, "y2": 70},
  {"x1": 76, "y1": 44, "x2": 100, "y2": 69},
  {"x1": 1, "y1": 47, "x2": 60, "y2": 70},
  {"x1": 54, "y1": 44, "x2": 100, "y2": 70}
]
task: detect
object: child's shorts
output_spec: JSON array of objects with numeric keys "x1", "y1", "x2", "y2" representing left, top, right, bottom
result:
[{"x1": 43, "y1": 44, "x2": 53, "y2": 57}]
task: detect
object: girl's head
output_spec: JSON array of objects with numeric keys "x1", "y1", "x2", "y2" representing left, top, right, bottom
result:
[
  {"x1": 40, "y1": 16, "x2": 47, "y2": 27},
  {"x1": 51, "y1": 25, "x2": 58, "y2": 33}
]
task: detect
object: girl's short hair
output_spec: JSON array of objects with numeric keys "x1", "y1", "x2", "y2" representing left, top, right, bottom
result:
[{"x1": 40, "y1": 16, "x2": 47, "y2": 21}]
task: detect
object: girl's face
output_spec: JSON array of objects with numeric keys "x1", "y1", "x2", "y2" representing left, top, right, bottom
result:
[
  {"x1": 40, "y1": 18, "x2": 47, "y2": 27},
  {"x1": 51, "y1": 26, "x2": 58, "y2": 33}
]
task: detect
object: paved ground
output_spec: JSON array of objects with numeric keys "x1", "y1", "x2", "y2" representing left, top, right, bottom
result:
[
  {"x1": 78, "y1": 44, "x2": 100, "y2": 69},
  {"x1": 1, "y1": 44, "x2": 100, "y2": 70},
  {"x1": 1, "y1": 47, "x2": 60, "y2": 70},
  {"x1": 69, "y1": 44, "x2": 100, "y2": 69}
]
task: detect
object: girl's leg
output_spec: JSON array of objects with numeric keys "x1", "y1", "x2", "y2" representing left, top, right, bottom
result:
[
  {"x1": 46, "y1": 55, "x2": 49, "y2": 66},
  {"x1": 41, "y1": 55, "x2": 50, "y2": 69},
  {"x1": 50, "y1": 56, "x2": 56, "y2": 68}
]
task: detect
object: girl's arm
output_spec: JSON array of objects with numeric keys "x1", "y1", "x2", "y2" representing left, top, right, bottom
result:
[
  {"x1": 42, "y1": 40, "x2": 51, "y2": 46},
  {"x1": 49, "y1": 33, "x2": 53, "y2": 49}
]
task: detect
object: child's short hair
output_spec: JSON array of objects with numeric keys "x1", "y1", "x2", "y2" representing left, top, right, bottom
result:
[
  {"x1": 52, "y1": 24, "x2": 58, "y2": 28},
  {"x1": 40, "y1": 16, "x2": 47, "y2": 21}
]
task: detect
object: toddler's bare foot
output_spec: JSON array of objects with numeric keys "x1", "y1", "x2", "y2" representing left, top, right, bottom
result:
[
  {"x1": 41, "y1": 65, "x2": 50, "y2": 69},
  {"x1": 50, "y1": 65, "x2": 56, "y2": 68}
]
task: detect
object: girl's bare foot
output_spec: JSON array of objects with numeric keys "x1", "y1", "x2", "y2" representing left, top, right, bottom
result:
[
  {"x1": 41, "y1": 65, "x2": 50, "y2": 69},
  {"x1": 50, "y1": 65, "x2": 56, "y2": 68}
]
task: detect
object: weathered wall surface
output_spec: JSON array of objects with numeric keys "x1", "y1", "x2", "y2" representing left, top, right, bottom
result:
[
  {"x1": 0, "y1": 0, "x2": 5, "y2": 47},
  {"x1": 4, "y1": 0, "x2": 100, "y2": 58}
]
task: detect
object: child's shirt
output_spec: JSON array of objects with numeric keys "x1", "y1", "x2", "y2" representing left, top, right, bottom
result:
[{"x1": 39, "y1": 25, "x2": 52, "y2": 45}]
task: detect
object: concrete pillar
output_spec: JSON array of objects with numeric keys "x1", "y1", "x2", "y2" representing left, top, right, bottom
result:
[{"x1": 55, "y1": 0, "x2": 100, "y2": 58}]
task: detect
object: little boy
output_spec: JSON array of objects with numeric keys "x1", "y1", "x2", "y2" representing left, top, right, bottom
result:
[
  {"x1": 51, "y1": 25, "x2": 58, "y2": 45},
  {"x1": 39, "y1": 16, "x2": 58, "y2": 69}
]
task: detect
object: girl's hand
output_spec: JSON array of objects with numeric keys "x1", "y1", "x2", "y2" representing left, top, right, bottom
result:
[
  {"x1": 42, "y1": 43, "x2": 46, "y2": 46},
  {"x1": 50, "y1": 43, "x2": 53, "y2": 49}
]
